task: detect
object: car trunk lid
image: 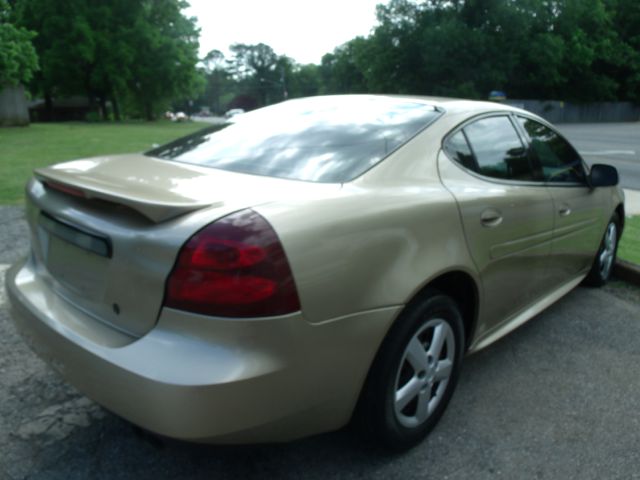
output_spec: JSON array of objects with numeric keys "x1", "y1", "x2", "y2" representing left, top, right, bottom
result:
[{"x1": 27, "y1": 153, "x2": 340, "y2": 336}]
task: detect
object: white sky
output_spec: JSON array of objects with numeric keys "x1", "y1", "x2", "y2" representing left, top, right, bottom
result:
[{"x1": 185, "y1": 0, "x2": 387, "y2": 65}]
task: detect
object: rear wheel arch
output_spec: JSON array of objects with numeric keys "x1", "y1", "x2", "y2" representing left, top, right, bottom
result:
[
  {"x1": 353, "y1": 276, "x2": 475, "y2": 449},
  {"x1": 408, "y1": 270, "x2": 479, "y2": 351},
  {"x1": 353, "y1": 270, "x2": 479, "y2": 425}
]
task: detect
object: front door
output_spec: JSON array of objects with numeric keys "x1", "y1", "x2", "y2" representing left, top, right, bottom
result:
[{"x1": 514, "y1": 116, "x2": 607, "y2": 287}]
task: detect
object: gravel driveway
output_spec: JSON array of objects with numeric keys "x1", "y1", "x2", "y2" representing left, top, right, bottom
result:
[{"x1": 1, "y1": 207, "x2": 639, "y2": 480}]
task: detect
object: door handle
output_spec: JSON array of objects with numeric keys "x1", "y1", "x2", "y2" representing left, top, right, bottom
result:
[
  {"x1": 480, "y1": 208, "x2": 503, "y2": 227},
  {"x1": 558, "y1": 205, "x2": 572, "y2": 217}
]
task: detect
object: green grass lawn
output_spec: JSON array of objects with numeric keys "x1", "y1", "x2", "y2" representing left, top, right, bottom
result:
[
  {"x1": 619, "y1": 216, "x2": 640, "y2": 265},
  {"x1": 0, "y1": 121, "x2": 207, "y2": 204}
]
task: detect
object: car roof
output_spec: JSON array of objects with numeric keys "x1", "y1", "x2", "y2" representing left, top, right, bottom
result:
[
  {"x1": 284, "y1": 94, "x2": 526, "y2": 119},
  {"x1": 380, "y1": 94, "x2": 523, "y2": 116}
]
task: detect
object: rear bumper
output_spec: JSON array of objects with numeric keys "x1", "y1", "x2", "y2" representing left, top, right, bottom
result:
[{"x1": 6, "y1": 258, "x2": 399, "y2": 443}]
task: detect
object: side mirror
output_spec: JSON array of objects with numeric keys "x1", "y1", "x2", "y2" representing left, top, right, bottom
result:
[{"x1": 589, "y1": 164, "x2": 619, "y2": 187}]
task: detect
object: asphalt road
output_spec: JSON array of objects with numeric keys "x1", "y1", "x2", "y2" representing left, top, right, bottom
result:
[
  {"x1": 558, "y1": 123, "x2": 640, "y2": 190},
  {"x1": 1, "y1": 205, "x2": 640, "y2": 480}
]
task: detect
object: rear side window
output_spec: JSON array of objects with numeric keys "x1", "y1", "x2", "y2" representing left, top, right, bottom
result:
[
  {"x1": 445, "y1": 115, "x2": 535, "y2": 181},
  {"x1": 516, "y1": 117, "x2": 586, "y2": 184},
  {"x1": 443, "y1": 131, "x2": 476, "y2": 171}
]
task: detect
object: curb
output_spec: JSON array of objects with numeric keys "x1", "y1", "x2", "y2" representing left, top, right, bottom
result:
[{"x1": 614, "y1": 259, "x2": 640, "y2": 286}]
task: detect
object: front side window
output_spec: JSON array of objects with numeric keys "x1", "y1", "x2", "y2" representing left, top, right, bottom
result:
[
  {"x1": 147, "y1": 97, "x2": 441, "y2": 183},
  {"x1": 517, "y1": 117, "x2": 586, "y2": 184},
  {"x1": 461, "y1": 116, "x2": 534, "y2": 181}
]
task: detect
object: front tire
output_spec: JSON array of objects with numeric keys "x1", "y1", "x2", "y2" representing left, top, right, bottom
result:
[
  {"x1": 357, "y1": 290, "x2": 464, "y2": 451},
  {"x1": 583, "y1": 213, "x2": 620, "y2": 287}
]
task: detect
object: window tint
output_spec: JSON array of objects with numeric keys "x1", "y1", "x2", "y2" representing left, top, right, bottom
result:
[
  {"x1": 443, "y1": 131, "x2": 476, "y2": 171},
  {"x1": 462, "y1": 116, "x2": 534, "y2": 181},
  {"x1": 147, "y1": 97, "x2": 441, "y2": 183},
  {"x1": 517, "y1": 117, "x2": 585, "y2": 183}
]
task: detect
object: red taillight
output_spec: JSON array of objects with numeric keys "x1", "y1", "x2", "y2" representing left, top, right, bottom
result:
[{"x1": 164, "y1": 209, "x2": 301, "y2": 317}]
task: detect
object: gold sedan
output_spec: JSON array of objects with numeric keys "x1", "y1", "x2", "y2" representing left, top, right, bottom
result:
[{"x1": 6, "y1": 95, "x2": 624, "y2": 450}]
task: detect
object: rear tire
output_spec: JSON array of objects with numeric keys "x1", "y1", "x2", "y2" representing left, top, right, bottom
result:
[
  {"x1": 583, "y1": 213, "x2": 620, "y2": 287},
  {"x1": 357, "y1": 290, "x2": 464, "y2": 451}
]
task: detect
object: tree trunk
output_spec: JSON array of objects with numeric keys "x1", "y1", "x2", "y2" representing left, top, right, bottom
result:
[
  {"x1": 111, "y1": 94, "x2": 121, "y2": 121},
  {"x1": 144, "y1": 101, "x2": 154, "y2": 121},
  {"x1": 98, "y1": 96, "x2": 108, "y2": 121},
  {"x1": 87, "y1": 91, "x2": 97, "y2": 120},
  {"x1": 44, "y1": 92, "x2": 53, "y2": 122}
]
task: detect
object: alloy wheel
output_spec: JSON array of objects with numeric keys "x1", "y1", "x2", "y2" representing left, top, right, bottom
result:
[
  {"x1": 393, "y1": 318, "x2": 455, "y2": 428},
  {"x1": 599, "y1": 222, "x2": 617, "y2": 279}
]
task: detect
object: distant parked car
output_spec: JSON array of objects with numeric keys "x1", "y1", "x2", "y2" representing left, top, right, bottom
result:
[
  {"x1": 224, "y1": 108, "x2": 245, "y2": 119},
  {"x1": 173, "y1": 111, "x2": 188, "y2": 122},
  {"x1": 6, "y1": 95, "x2": 624, "y2": 450}
]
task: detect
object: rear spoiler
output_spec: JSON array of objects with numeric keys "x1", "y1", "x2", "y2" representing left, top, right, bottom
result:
[{"x1": 34, "y1": 169, "x2": 215, "y2": 223}]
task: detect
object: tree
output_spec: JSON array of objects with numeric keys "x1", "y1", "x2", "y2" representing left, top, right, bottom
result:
[
  {"x1": 194, "y1": 45, "x2": 323, "y2": 113},
  {"x1": 15, "y1": 0, "x2": 203, "y2": 120},
  {"x1": 124, "y1": 0, "x2": 204, "y2": 119},
  {"x1": 320, "y1": 38, "x2": 369, "y2": 94},
  {"x1": 200, "y1": 49, "x2": 230, "y2": 114},
  {"x1": 84, "y1": 0, "x2": 139, "y2": 120},
  {"x1": 228, "y1": 43, "x2": 279, "y2": 80},
  {"x1": 16, "y1": 0, "x2": 96, "y2": 118},
  {"x1": 0, "y1": 0, "x2": 37, "y2": 87},
  {"x1": 548, "y1": 0, "x2": 623, "y2": 101},
  {"x1": 0, "y1": 0, "x2": 38, "y2": 126},
  {"x1": 315, "y1": 0, "x2": 640, "y2": 103},
  {"x1": 227, "y1": 43, "x2": 285, "y2": 106},
  {"x1": 612, "y1": 0, "x2": 640, "y2": 101},
  {"x1": 287, "y1": 63, "x2": 321, "y2": 98}
]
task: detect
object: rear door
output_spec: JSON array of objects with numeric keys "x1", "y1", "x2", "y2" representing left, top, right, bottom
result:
[
  {"x1": 515, "y1": 116, "x2": 607, "y2": 285},
  {"x1": 438, "y1": 114, "x2": 555, "y2": 335}
]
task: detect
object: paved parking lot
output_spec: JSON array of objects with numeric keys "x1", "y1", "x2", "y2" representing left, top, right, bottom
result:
[
  {"x1": 559, "y1": 122, "x2": 640, "y2": 190},
  {"x1": 1, "y1": 205, "x2": 640, "y2": 480}
]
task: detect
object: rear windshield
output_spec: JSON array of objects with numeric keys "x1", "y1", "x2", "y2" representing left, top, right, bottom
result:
[{"x1": 147, "y1": 96, "x2": 441, "y2": 183}]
